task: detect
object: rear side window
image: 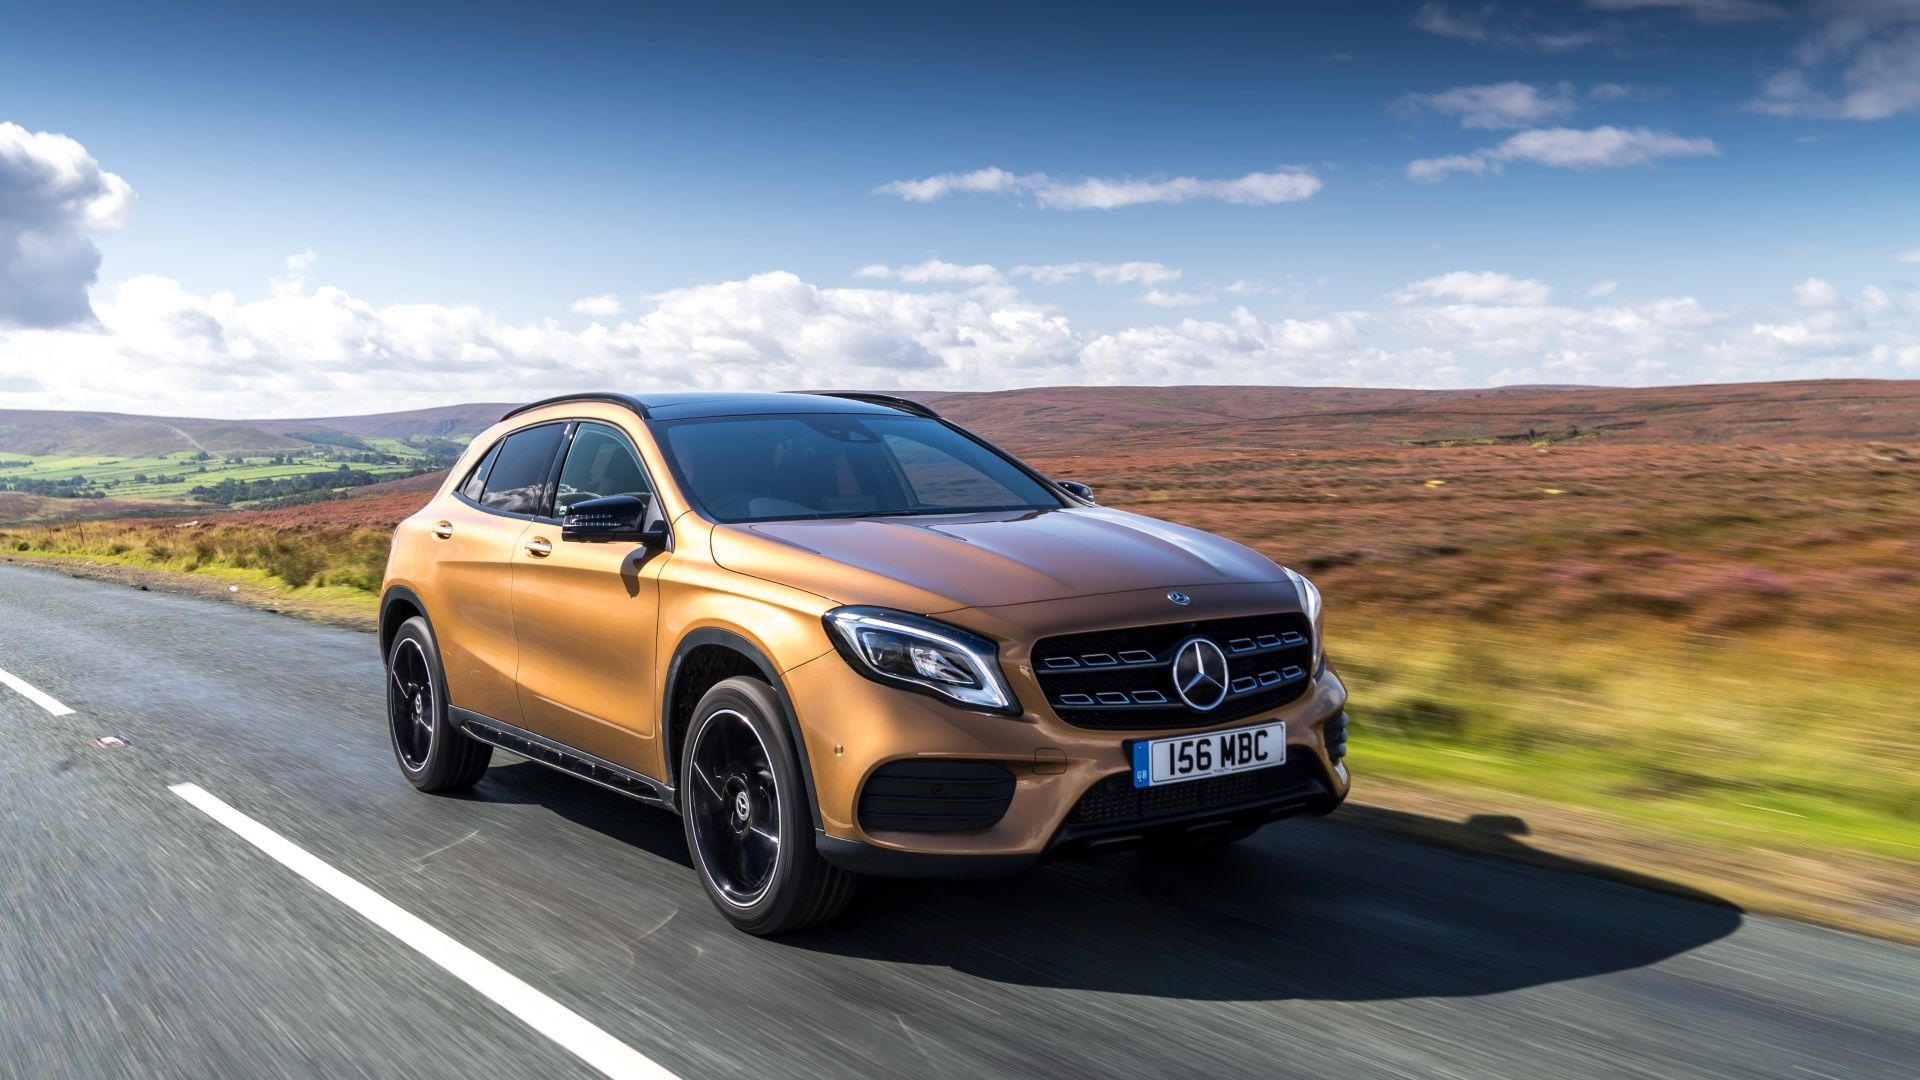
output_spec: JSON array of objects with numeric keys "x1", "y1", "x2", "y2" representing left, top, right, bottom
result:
[
  {"x1": 458, "y1": 442, "x2": 501, "y2": 502},
  {"x1": 478, "y1": 424, "x2": 565, "y2": 516}
]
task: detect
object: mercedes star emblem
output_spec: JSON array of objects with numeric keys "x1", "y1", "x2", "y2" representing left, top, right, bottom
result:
[{"x1": 1172, "y1": 636, "x2": 1230, "y2": 711}]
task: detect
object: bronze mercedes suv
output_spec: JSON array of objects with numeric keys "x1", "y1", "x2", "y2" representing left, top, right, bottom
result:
[{"x1": 380, "y1": 391, "x2": 1350, "y2": 934}]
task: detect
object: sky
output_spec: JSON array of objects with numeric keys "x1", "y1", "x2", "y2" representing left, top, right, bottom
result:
[{"x1": 1, "y1": 0, "x2": 1917, "y2": 418}]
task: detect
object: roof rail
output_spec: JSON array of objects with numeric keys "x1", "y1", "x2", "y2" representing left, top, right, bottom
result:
[
  {"x1": 500, "y1": 393, "x2": 650, "y2": 423},
  {"x1": 805, "y1": 392, "x2": 940, "y2": 419}
]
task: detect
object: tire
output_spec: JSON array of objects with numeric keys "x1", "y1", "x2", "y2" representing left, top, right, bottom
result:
[
  {"x1": 385, "y1": 615, "x2": 491, "y2": 793},
  {"x1": 680, "y1": 676, "x2": 856, "y2": 935}
]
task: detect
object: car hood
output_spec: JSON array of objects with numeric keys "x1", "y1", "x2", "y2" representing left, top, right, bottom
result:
[{"x1": 708, "y1": 506, "x2": 1287, "y2": 613}]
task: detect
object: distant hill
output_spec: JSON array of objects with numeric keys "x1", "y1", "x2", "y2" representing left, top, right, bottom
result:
[
  {"x1": 920, "y1": 379, "x2": 1920, "y2": 452},
  {"x1": 0, "y1": 404, "x2": 513, "y2": 457},
  {"x1": 4, "y1": 379, "x2": 1915, "y2": 461},
  {"x1": 0, "y1": 411, "x2": 306, "y2": 456},
  {"x1": 273, "y1": 403, "x2": 514, "y2": 442}
]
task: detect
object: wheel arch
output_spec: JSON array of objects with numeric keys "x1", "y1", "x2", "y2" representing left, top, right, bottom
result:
[
  {"x1": 663, "y1": 627, "x2": 823, "y2": 830},
  {"x1": 379, "y1": 585, "x2": 429, "y2": 659}
]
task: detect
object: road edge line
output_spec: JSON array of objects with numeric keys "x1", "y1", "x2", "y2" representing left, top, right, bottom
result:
[
  {"x1": 0, "y1": 665, "x2": 75, "y2": 716},
  {"x1": 167, "y1": 782, "x2": 679, "y2": 1080}
]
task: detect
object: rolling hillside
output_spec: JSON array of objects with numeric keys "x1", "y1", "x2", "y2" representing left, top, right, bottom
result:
[
  {"x1": 10, "y1": 380, "x2": 1917, "y2": 460},
  {"x1": 921, "y1": 379, "x2": 1920, "y2": 452},
  {"x1": 0, "y1": 404, "x2": 510, "y2": 457},
  {"x1": 5, "y1": 380, "x2": 1917, "y2": 526}
]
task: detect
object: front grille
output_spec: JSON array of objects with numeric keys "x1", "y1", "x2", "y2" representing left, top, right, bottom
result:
[
  {"x1": 1064, "y1": 758, "x2": 1320, "y2": 828},
  {"x1": 1033, "y1": 613, "x2": 1313, "y2": 730},
  {"x1": 857, "y1": 759, "x2": 1015, "y2": 833}
]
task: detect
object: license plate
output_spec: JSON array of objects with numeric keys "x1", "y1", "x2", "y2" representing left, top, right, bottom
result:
[{"x1": 1131, "y1": 722, "x2": 1285, "y2": 788}]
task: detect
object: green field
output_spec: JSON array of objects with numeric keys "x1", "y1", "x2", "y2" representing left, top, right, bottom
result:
[{"x1": 0, "y1": 443, "x2": 445, "y2": 511}]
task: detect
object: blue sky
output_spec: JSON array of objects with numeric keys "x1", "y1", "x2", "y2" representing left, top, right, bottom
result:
[{"x1": 1, "y1": 0, "x2": 1917, "y2": 415}]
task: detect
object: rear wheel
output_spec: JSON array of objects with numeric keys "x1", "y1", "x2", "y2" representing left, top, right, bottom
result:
[
  {"x1": 386, "y1": 616, "x2": 491, "y2": 792},
  {"x1": 681, "y1": 676, "x2": 856, "y2": 935}
]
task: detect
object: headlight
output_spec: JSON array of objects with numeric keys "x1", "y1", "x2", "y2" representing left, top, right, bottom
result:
[
  {"x1": 1283, "y1": 568, "x2": 1325, "y2": 669},
  {"x1": 824, "y1": 607, "x2": 1019, "y2": 714}
]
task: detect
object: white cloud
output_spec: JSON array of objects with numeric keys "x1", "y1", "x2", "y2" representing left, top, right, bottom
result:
[
  {"x1": 1792, "y1": 277, "x2": 1841, "y2": 308},
  {"x1": 849, "y1": 259, "x2": 1003, "y2": 285},
  {"x1": 1586, "y1": 0, "x2": 1785, "y2": 23},
  {"x1": 270, "y1": 249, "x2": 319, "y2": 299},
  {"x1": 1137, "y1": 289, "x2": 1213, "y2": 308},
  {"x1": 1750, "y1": 4, "x2": 1920, "y2": 120},
  {"x1": 870, "y1": 167, "x2": 1021, "y2": 203},
  {"x1": 1589, "y1": 279, "x2": 1621, "y2": 297},
  {"x1": 1395, "y1": 271, "x2": 1555, "y2": 306},
  {"x1": 1408, "y1": 125, "x2": 1720, "y2": 182},
  {"x1": 1412, "y1": 3, "x2": 1617, "y2": 50},
  {"x1": 1401, "y1": 82, "x2": 1577, "y2": 129},
  {"x1": 6, "y1": 264, "x2": 1917, "y2": 417},
  {"x1": 0, "y1": 121, "x2": 136, "y2": 328},
  {"x1": 569, "y1": 293, "x2": 625, "y2": 317},
  {"x1": 1225, "y1": 279, "x2": 1275, "y2": 295},
  {"x1": 1013, "y1": 261, "x2": 1182, "y2": 286},
  {"x1": 876, "y1": 166, "x2": 1321, "y2": 209},
  {"x1": 1897, "y1": 247, "x2": 1920, "y2": 263},
  {"x1": 1739, "y1": 280, "x2": 1920, "y2": 377}
]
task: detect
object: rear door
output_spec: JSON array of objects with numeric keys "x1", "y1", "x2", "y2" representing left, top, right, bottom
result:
[
  {"x1": 510, "y1": 420, "x2": 670, "y2": 773},
  {"x1": 430, "y1": 422, "x2": 565, "y2": 726}
]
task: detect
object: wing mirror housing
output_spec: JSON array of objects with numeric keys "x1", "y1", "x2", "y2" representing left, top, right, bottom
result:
[
  {"x1": 561, "y1": 495, "x2": 668, "y2": 546},
  {"x1": 1057, "y1": 480, "x2": 1095, "y2": 503}
]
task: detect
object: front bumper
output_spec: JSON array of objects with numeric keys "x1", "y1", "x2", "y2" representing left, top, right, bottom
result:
[
  {"x1": 782, "y1": 592, "x2": 1351, "y2": 875},
  {"x1": 815, "y1": 742, "x2": 1342, "y2": 877}
]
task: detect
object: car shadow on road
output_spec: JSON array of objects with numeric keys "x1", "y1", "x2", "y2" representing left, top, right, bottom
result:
[
  {"x1": 466, "y1": 760, "x2": 1743, "y2": 1003},
  {"x1": 462, "y1": 759, "x2": 695, "y2": 870},
  {"x1": 781, "y1": 807, "x2": 1745, "y2": 1003}
]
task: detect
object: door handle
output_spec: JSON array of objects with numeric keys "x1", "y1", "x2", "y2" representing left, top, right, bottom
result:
[
  {"x1": 524, "y1": 536, "x2": 553, "y2": 558},
  {"x1": 432, "y1": 521, "x2": 454, "y2": 540}
]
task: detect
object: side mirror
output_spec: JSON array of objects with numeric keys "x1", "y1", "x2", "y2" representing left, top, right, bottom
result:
[
  {"x1": 561, "y1": 495, "x2": 667, "y2": 546},
  {"x1": 1057, "y1": 480, "x2": 1095, "y2": 503}
]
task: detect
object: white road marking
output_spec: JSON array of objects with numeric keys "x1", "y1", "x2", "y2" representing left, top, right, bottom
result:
[
  {"x1": 0, "y1": 665, "x2": 74, "y2": 715},
  {"x1": 167, "y1": 783, "x2": 681, "y2": 1080}
]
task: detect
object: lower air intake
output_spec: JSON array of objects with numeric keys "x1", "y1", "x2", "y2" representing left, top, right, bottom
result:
[{"x1": 858, "y1": 760, "x2": 1016, "y2": 833}]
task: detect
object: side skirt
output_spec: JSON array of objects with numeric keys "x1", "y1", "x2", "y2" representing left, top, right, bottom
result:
[{"x1": 451, "y1": 707, "x2": 678, "y2": 812}]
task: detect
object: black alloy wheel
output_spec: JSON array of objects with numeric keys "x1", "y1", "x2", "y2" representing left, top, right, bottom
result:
[
  {"x1": 384, "y1": 615, "x2": 491, "y2": 792},
  {"x1": 679, "y1": 676, "x2": 856, "y2": 934},
  {"x1": 686, "y1": 708, "x2": 782, "y2": 907},
  {"x1": 389, "y1": 637, "x2": 435, "y2": 770}
]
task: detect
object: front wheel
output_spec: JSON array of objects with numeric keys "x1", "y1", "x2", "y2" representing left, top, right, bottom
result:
[
  {"x1": 680, "y1": 676, "x2": 856, "y2": 935},
  {"x1": 386, "y1": 616, "x2": 491, "y2": 792}
]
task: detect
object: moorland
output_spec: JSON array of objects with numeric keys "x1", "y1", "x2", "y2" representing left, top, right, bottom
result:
[{"x1": 5, "y1": 380, "x2": 1917, "y2": 937}]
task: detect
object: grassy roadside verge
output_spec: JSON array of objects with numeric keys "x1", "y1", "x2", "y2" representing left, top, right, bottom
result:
[
  {"x1": 6, "y1": 522, "x2": 1918, "y2": 944},
  {"x1": 1336, "y1": 615, "x2": 1920, "y2": 942}
]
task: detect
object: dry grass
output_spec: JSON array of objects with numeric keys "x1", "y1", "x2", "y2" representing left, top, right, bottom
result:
[{"x1": 2, "y1": 519, "x2": 393, "y2": 593}]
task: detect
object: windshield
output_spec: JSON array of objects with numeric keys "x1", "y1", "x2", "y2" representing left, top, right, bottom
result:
[{"x1": 656, "y1": 412, "x2": 1065, "y2": 523}]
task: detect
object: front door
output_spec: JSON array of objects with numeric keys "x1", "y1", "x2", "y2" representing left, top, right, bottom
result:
[{"x1": 511, "y1": 421, "x2": 669, "y2": 773}]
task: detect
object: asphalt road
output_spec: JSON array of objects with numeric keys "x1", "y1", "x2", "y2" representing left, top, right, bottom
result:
[{"x1": 1, "y1": 562, "x2": 1916, "y2": 1080}]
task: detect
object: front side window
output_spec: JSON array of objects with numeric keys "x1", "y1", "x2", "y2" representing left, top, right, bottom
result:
[
  {"x1": 555, "y1": 422, "x2": 653, "y2": 517},
  {"x1": 477, "y1": 423, "x2": 565, "y2": 516},
  {"x1": 657, "y1": 413, "x2": 1062, "y2": 523}
]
